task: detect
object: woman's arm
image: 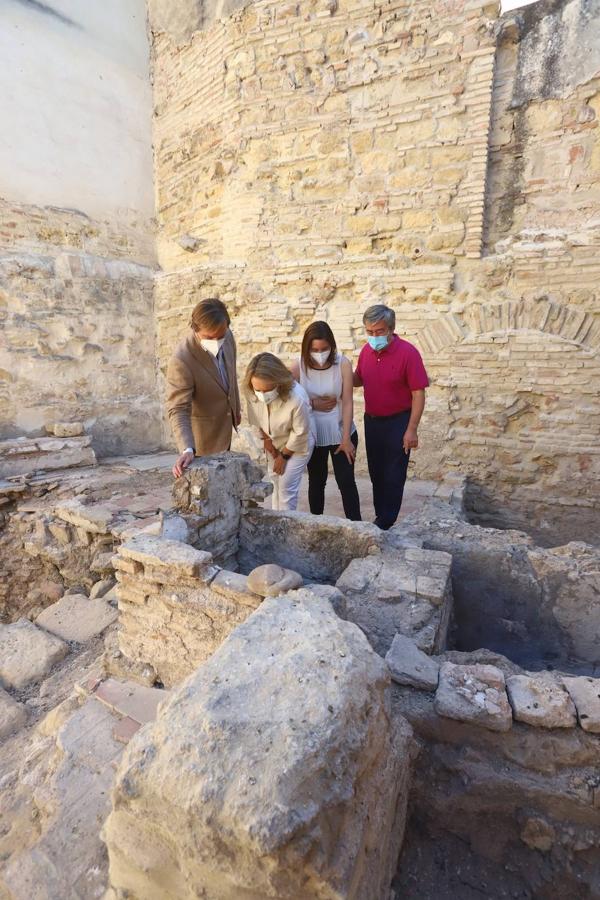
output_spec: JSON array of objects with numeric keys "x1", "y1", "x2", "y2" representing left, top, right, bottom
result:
[
  {"x1": 340, "y1": 357, "x2": 354, "y2": 442},
  {"x1": 335, "y1": 358, "x2": 356, "y2": 464},
  {"x1": 283, "y1": 396, "x2": 311, "y2": 455}
]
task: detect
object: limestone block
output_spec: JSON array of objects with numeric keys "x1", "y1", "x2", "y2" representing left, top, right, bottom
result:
[
  {"x1": 90, "y1": 578, "x2": 116, "y2": 599},
  {"x1": 246, "y1": 563, "x2": 303, "y2": 597},
  {"x1": 0, "y1": 619, "x2": 68, "y2": 690},
  {"x1": 119, "y1": 535, "x2": 215, "y2": 580},
  {"x1": 45, "y1": 422, "x2": 84, "y2": 437},
  {"x1": 563, "y1": 676, "x2": 600, "y2": 733},
  {"x1": 336, "y1": 549, "x2": 452, "y2": 656},
  {"x1": 210, "y1": 569, "x2": 262, "y2": 608},
  {"x1": 506, "y1": 674, "x2": 576, "y2": 729},
  {"x1": 53, "y1": 499, "x2": 114, "y2": 535},
  {"x1": 385, "y1": 634, "x2": 440, "y2": 691},
  {"x1": 435, "y1": 662, "x2": 512, "y2": 732},
  {"x1": 0, "y1": 435, "x2": 96, "y2": 477},
  {"x1": 94, "y1": 678, "x2": 170, "y2": 725},
  {"x1": 0, "y1": 687, "x2": 28, "y2": 740},
  {"x1": 36, "y1": 594, "x2": 117, "y2": 643},
  {"x1": 104, "y1": 591, "x2": 415, "y2": 900}
]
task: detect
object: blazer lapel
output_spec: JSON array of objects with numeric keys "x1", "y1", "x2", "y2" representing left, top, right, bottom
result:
[{"x1": 186, "y1": 334, "x2": 227, "y2": 394}]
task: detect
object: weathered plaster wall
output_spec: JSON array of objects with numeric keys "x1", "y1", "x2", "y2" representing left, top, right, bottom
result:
[
  {"x1": 0, "y1": 0, "x2": 160, "y2": 455},
  {"x1": 151, "y1": 0, "x2": 600, "y2": 543}
]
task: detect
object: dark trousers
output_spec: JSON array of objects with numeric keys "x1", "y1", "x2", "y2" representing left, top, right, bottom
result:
[
  {"x1": 364, "y1": 410, "x2": 411, "y2": 530},
  {"x1": 307, "y1": 431, "x2": 361, "y2": 521}
]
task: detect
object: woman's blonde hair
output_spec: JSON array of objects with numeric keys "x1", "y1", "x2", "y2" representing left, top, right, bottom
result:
[{"x1": 244, "y1": 352, "x2": 294, "y2": 401}]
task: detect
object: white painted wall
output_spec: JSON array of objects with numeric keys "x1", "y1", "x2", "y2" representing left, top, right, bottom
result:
[{"x1": 0, "y1": 0, "x2": 154, "y2": 221}]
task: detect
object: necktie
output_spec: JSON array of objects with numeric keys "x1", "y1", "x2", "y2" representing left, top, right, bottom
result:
[{"x1": 216, "y1": 348, "x2": 229, "y2": 392}]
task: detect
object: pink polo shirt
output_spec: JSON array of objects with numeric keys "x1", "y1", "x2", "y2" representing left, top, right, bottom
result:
[{"x1": 355, "y1": 335, "x2": 429, "y2": 416}]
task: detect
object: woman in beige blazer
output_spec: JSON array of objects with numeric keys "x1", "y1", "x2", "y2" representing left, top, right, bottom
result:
[
  {"x1": 244, "y1": 352, "x2": 315, "y2": 511},
  {"x1": 166, "y1": 298, "x2": 241, "y2": 477}
]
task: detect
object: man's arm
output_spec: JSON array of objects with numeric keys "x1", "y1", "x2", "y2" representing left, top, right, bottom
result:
[
  {"x1": 353, "y1": 353, "x2": 363, "y2": 388},
  {"x1": 403, "y1": 389, "x2": 425, "y2": 453},
  {"x1": 166, "y1": 357, "x2": 196, "y2": 476}
]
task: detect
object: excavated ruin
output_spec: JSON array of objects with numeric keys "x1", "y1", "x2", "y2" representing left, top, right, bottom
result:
[{"x1": 0, "y1": 441, "x2": 599, "y2": 899}]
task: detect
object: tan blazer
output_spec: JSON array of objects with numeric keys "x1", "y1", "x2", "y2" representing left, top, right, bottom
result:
[
  {"x1": 166, "y1": 330, "x2": 241, "y2": 456},
  {"x1": 246, "y1": 383, "x2": 314, "y2": 455}
]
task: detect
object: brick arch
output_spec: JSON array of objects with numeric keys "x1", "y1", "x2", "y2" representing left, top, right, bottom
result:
[{"x1": 418, "y1": 299, "x2": 599, "y2": 356}]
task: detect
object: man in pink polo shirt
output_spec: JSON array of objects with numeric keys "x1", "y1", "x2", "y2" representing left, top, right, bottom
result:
[{"x1": 354, "y1": 303, "x2": 429, "y2": 530}]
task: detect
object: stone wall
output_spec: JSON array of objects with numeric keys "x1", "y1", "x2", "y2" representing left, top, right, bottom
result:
[
  {"x1": 0, "y1": 2, "x2": 160, "y2": 457},
  {"x1": 151, "y1": 0, "x2": 600, "y2": 543}
]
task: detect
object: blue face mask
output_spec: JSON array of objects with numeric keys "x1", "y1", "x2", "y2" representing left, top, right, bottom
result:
[{"x1": 367, "y1": 335, "x2": 389, "y2": 352}]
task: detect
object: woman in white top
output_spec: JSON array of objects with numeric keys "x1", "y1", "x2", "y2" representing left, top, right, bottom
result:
[
  {"x1": 290, "y1": 322, "x2": 361, "y2": 521},
  {"x1": 244, "y1": 352, "x2": 315, "y2": 511}
]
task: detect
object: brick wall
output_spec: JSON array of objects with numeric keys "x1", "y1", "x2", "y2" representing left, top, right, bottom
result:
[{"x1": 151, "y1": 0, "x2": 600, "y2": 542}]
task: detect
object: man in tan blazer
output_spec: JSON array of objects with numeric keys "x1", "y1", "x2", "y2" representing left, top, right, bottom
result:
[{"x1": 166, "y1": 298, "x2": 241, "y2": 477}]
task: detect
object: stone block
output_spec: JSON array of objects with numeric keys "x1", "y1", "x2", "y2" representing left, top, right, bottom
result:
[
  {"x1": 385, "y1": 634, "x2": 440, "y2": 691},
  {"x1": 506, "y1": 674, "x2": 576, "y2": 728},
  {"x1": 104, "y1": 591, "x2": 415, "y2": 900},
  {"x1": 0, "y1": 687, "x2": 28, "y2": 740},
  {"x1": 36, "y1": 594, "x2": 117, "y2": 643},
  {"x1": 435, "y1": 662, "x2": 512, "y2": 732},
  {"x1": 119, "y1": 535, "x2": 215, "y2": 580},
  {"x1": 0, "y1": 435, "x2": 96, "y2": 477},
  {"x1": 95, "y1": 678, "x2": 170, "y2": 725},
  {"x1": 90, "y1": 578, "x2": 116, "y2": 599},
  {"x1": 53, "y1": 499, "x2": 114, "y2": 535},
  {"x1": 563, "y1": 676, "x2": 600, "y2": 733},
  {"x1": 0, "y1": 619, "x2": 68, "y2": 690},
  {"x1": 246, "y1": 563, "x2": 303, "y2": 597},
  {"x1": 45, "y1": 422, "x2": 85, "y2": 437},
  {"x1": 210, "y1": 569, "x2": 262, "y2": 608}
]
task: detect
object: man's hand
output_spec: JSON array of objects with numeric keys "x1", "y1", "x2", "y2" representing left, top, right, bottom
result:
[
  {"x1": 403, "y1": 427, "x2": 419, "y2": 454},
  {"x1": 272, "y1": 453, "x2": 287, "y2": 475},
  {"x1": 312, "y1": 395, "x2": 337, "y2": 412},
  {"x1": 172, "y1": 450, "x2": 194, "y2": 478}
]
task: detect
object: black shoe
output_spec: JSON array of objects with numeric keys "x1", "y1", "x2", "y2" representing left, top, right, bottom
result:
[{"x1": 373, "y1": 518, "x2": 392, "y2": 531}]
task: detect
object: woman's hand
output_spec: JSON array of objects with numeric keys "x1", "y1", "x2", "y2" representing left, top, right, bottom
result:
[
  {"x1": 311, "y1": 395, "x2": 337, "y2": 412},
  {"x1": 272, "y1": 453, "x2": 287, "y2": 475},
  {"x1": 260, "y1": 430, "x2": 277, "y2": 458},
  {"x1": 335, "y1": 437, "x2": 356, "y2": 465}
]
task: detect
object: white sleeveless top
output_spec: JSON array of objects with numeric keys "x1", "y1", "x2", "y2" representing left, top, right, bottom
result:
[{"x1": 298, "y1": 353, "x2": 356, "y2": 447}]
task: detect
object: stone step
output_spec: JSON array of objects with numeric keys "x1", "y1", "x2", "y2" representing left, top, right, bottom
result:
[
  {"x1": 0, "y1": 619, "x2": 69, "y2": 691},
  {"x1": 35, "y1": 594, "x2": 117, "y2": 644}
]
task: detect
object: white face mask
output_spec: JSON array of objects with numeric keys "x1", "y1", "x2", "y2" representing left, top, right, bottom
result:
[
  {"x1": 254, "y1": 388, "x2": 279, "y2": 404},
  {"x1": 200, "y1": 336, "x2": 226, "y2": 356},
  {"x1": 310, "y1": 350, "x2": 330, "y2": 366}
]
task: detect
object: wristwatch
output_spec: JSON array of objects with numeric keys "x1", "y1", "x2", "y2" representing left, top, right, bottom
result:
[{"x1": 280, "y1": 451, "x2": 292, "y2": 460}]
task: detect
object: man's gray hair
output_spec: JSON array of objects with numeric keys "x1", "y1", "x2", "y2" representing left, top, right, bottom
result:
[{"x1": 362, "y1": 304, "x2": 395, "y2": 331}]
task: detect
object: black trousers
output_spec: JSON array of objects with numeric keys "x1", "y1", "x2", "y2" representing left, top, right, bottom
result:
[
  {"x1": 307, "y1": 431, "x2": 361, "y2": 521},
  {"x1": 364, "y1": 410, "x2": 411, "y2": 530}
]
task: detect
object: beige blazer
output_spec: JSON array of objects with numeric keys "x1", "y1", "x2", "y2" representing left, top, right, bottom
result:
[
  {"x1": 166, "y1": 330, "x2": 241, "y2": 456},
  {"x1": 246, "y1": 383, "x2": 314, "y2": 455}
]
